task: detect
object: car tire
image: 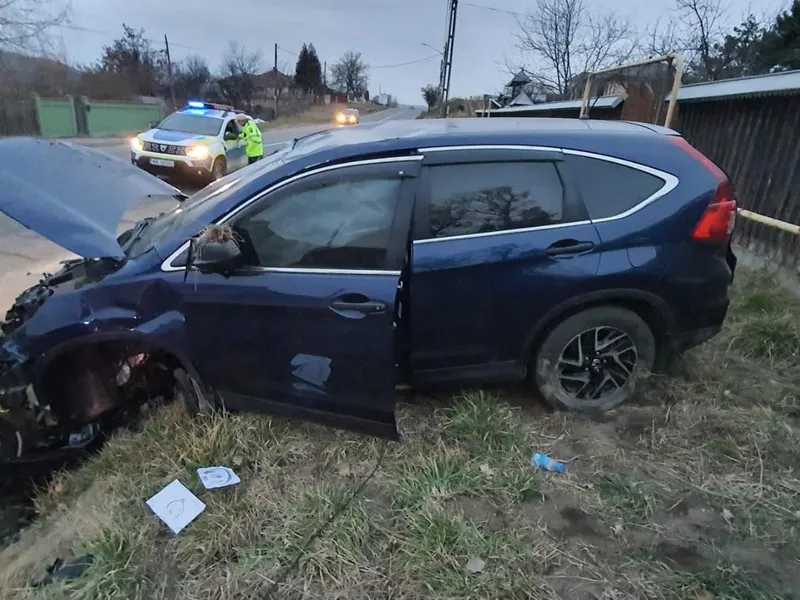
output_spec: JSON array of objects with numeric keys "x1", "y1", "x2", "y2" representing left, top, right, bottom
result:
[
  {"x1": 533, "y1": 306, "x2": 656, "y2": 413},
  {"x1": 210, "y1": 158, "x2": 226, "y2": 182}
]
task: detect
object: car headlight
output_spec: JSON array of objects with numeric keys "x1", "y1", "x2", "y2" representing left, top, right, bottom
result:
[
  {"x1": 348, "y1": 115, "x2": 356, "y2": 123},
  {"x1": 130, "y1": 137, "x2": 143, "y2": 152},
  {"x1": 336, "y1": 113, "x2": 346, "y2": 123},
  {"x1": 186, "y1": 145, "x2": 210, "y2": 160}
]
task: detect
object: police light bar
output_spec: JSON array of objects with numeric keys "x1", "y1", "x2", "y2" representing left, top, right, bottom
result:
[{"x1": 186, "y1": 100, "x2": 236, "y2": 111}]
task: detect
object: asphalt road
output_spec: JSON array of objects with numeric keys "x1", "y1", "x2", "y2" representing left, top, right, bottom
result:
[{"x1": 0, "y1": 107, "x2": 420, "y2": 311}]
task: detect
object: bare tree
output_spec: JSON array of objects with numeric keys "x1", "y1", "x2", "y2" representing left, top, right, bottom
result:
[
  {"x1": 676, "y1": 0, "x2": 726, "y2": 79},
  {"x1": 330, "y1": 51, "x2": 369, "y2": 99},
  {"x1": 0, "y1": 0, "x2": 69, "y2": 54},
  {"x1": 218, "y1": 41, "x2": 262, "y2": 110},
  {"x1": 515, "y1": 0, "x2": 636, "y2": 98},
  {"x1": 174, "y1": 55, "x2": 210, "y2": 102},
  {"x1": 646, "y1": 0, "x2": 726, "y2": 80}
]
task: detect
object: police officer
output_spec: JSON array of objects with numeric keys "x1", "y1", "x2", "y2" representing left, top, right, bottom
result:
[{"x1": 235, "y1": 113, "x2": 264, "y2": 164}]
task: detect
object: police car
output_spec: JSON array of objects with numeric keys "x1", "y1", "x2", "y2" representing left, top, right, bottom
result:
[{"x1": 130, "y1": 101, "x2": 252, "y2": 183}]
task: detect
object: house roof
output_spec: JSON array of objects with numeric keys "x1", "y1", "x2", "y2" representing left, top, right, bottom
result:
[
  {"x1": 476, "y1": 94, "x2": 626, "y2": 115},
  {"x1": 507, "y1": 70, "x2": 531, "y2": 87},
  {"x1": 252, "y1": 70, "x2": 295, "y2": 89},
  {"x1": 674, "y1": 69, "x2": 800, "y2": 102}
]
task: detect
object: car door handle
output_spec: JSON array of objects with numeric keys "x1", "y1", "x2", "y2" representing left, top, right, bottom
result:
[
  {"x1": 545, "y1": 239, "x2": 595, "y2": 257},
  {"x1": 330, "y1": 294, "x2": 387, "y2": 314}
]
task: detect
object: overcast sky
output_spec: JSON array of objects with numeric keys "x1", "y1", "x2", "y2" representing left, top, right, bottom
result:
[{"x1": 57, "y1": 0, "x2": 785, "y2": 105}]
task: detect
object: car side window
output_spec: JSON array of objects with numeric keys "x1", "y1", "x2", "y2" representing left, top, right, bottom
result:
[
  {"x1": 426, "y1": 162, "x2": 566, "y2": 239},
  {"x1": 565, "y1": 154, "x2": 665, "y2": 219},
  {"x1": 234, "y1": 174, "x2": 403, "y2": 271},
  {"x1": 224, "y1": 120, "x2": 238, "y2": 138}
]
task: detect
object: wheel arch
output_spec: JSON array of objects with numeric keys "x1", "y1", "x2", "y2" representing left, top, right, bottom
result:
[
  {"x1": 32, "y1": 331, "x2": 201, "y2": 416},
  {"x1": 521, "y1": 289, "x2": 678, "y2": 372}
]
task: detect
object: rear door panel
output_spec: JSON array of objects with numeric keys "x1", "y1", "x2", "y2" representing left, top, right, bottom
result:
[{"x1": 409, "y1": 149, "x2": 601, "y2": 378}]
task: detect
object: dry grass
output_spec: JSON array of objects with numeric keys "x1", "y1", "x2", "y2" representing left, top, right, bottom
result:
[
  {"x1": 259, "y1": 103, "x2": 381, "y2": 131},
  {"x1": 2, "y1": 268, "x2": 799, "y2": 599}
]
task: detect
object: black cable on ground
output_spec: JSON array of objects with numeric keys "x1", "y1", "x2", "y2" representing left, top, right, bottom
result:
[{"x1": 264, "y1": 439, "x2": 389, "y2": 598}]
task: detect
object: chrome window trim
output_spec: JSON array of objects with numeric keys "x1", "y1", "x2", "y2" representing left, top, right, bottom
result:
[
  {"x1": 412, "y1": 144, "x2": 678, "y2": 245},
  {"x1": 414, "y1": 220, "x2": 593, "y2": 245},
  {"x1": 231, "y1": 266, "x2": 401, "y2": 276},
  {"x1": 160, "y1": 155, "x2": 424, "y2": 273}
]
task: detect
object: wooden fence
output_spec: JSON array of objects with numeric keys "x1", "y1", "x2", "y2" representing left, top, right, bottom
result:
[{"x1": 677, "y1": 94, "x2": 800, "y2": 270}]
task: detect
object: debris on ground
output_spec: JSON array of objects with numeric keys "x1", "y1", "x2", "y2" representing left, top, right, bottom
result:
[
  {"x1": 465, "y1": 556, "x2": 486, "y2": 574},
  {"x1": 531, "y1": 452, "x2": 566, "y2": 473},
  {"x1": 37, "y1": 555, "x2": 94, "y2": 586},
  {"x1": 146, "y1": 480, "x2": 205, "y2": 535},
  {"x1": 197, "y1": 466, "x2": 241, "y2": 490}
]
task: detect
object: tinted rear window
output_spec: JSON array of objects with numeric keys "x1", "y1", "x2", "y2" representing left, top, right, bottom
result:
[
  {"x1": 566, "y1": 155, "x2": 665, "y2": 219},
  {"x1": 426, "y1": 162, "x2": 566, "y2": 239}
]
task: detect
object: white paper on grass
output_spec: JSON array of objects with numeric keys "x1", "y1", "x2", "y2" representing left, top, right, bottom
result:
[
  {"x1": 197, "y1": 466, "x2": 241, "y2": 490},
  {"x1": 146, "y1": 480, "x2": 206, "y2": 534}
]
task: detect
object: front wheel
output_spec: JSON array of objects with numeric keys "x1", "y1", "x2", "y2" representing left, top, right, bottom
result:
[
  {"x1": 209, "y1": 157, "x2": 226, "y2": 182},
  {"x1": 533, "y1": 307, "x2": 656, "y2": 413}
]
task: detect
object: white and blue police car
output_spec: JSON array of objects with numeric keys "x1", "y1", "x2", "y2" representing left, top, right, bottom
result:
[{"x1": 130, "y1": 101, "x2": 252, "y2": 183}]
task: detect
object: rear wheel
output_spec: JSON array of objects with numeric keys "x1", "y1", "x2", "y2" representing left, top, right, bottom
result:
[
  {"x1": 533, "y1": 307, "x2": 656, "y2": 412},
  {"x1": 210, "y1": 157, "x2": 226, "y2": 182}
]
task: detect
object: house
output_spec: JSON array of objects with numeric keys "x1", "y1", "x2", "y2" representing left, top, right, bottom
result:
[
  {"x1": 252, "y1": 70, "x2": 297, "y2": 101},
  {"x1": 477, "y1": 61, "x2": 676, "y2": 123}
]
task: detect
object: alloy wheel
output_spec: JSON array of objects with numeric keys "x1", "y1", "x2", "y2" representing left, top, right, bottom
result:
[{"x1": 556, "y1": 326, "x2": 638, "y2": 401}]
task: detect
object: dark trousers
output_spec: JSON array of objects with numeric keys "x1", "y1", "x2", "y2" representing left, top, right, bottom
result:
[{"x1": 248, "y1": 156, "x2": 262, "y2": 165}]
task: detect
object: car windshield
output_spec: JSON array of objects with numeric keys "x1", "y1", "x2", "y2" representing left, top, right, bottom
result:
[
  {"x1": 157, "y1": 113, "x2": 223, "y2": 136},
  {"x1": 124, "y1": 149, "x2": 293, "y2": 259}
]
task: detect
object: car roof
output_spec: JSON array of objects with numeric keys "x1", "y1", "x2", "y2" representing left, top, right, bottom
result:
[{"x1": 291, "y1": 117, "x2": 677, "y2": 159}]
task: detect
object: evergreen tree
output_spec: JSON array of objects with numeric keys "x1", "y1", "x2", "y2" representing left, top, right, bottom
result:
[
  {"x1": 307, "y1": 44, "x2": 323, "y2": 92},
  {"x1": 758, "y1": 0, "x2": 800, "y2": 72}
]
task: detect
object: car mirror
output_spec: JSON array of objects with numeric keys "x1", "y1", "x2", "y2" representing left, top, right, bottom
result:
[
  {"x1": 192, "y1": 239, "x2": 243, "y2": 275},
  {"x1": 149, "y1": 120, "x2": 159, "y2": 129},
  {"x1": 224, "y1": 131, "x2": 238, "y2": 141}
]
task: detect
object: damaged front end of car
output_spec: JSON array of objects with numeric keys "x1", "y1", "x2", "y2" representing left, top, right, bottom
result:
[{"x1": 0, "y1": 261, "x2": 182, "y2": 472}]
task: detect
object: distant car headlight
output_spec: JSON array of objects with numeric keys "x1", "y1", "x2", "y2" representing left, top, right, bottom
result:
[
  {"x1": 130, "y1": 137, "x2": 143, "y2": 152},
  {"x1": 186, "y1": 145, "x2": 210, "y2": 160},
  {"x1": 336, "y1": 113, "x2": 346, "y2": 123},
  {"x1": 348, "y1": 115, "x2": 357, "y2": 123}
]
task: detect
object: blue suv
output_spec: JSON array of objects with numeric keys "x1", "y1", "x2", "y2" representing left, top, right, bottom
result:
[{"x1": 0, "y1": 120, "x2": 737, "y2": 463}]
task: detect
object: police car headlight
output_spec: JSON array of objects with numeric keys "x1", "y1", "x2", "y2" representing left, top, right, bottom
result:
[
  {"x1": 130, "y1": 137, "x2": 143, "y2": 152},
  {"x1": 186, "y1": 145, "x2": 209, "y2": 160}
]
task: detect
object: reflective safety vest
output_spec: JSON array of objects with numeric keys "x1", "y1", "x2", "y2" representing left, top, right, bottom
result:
[{"x1": 239, "y1": 120, "x2": 263, "y2": 158}]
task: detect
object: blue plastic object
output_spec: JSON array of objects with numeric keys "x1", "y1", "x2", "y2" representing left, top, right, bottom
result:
[{"x1": 532, "y1": 453, "x2": 566, "y2": 473}]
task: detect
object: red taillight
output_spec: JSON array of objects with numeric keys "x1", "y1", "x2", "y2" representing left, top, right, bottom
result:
[{"x1": 669, "y1": 136, "x2": 738, "y2": 243}]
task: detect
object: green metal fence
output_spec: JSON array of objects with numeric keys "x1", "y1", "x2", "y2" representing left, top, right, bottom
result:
[
  {"x1": 84, "y1": 100, "x2": 164, "y2": 137},
  {"x1": 34, "y1": 95, "x2": 77, "y2": 138}
]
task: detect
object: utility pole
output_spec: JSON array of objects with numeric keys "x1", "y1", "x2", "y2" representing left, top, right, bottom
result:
[
  {"x1": 273, "y1": 42, "x2": 279, "y2": 117},
  {"x1": 323, "y1": 61, "x2": 327, "y2": 88},
  {"x1": 439, "y1": 0, "x2": 459, "y2": 117},
  {"x1": 164, "y1": 34, "x2": 176, "y2": 109}
]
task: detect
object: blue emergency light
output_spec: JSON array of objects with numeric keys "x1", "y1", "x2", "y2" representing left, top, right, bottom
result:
[{"x1": 187, "y1": 101, "x2": 204, "y2": 108}]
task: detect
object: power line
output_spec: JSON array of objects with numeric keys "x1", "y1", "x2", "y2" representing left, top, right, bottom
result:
[
  {"x1": 372, "y1": 54, "x2": 439, "y2": 69},
  {"x1": 461, "y1": 1, "x2": 524, "y2": 17}
]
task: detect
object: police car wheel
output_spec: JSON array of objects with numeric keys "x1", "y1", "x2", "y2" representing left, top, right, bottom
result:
[{"x1": 210, "y1": 158, "x2": 226, "y2": 182}]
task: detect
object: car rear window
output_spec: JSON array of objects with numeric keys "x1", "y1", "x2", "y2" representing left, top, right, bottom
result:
[
  {"x1": 565, "y1": 154, "x2": 665, "y2": 219},
  {"x1": 426, "y1": 162, "x2": 565, "y2": 239}
]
